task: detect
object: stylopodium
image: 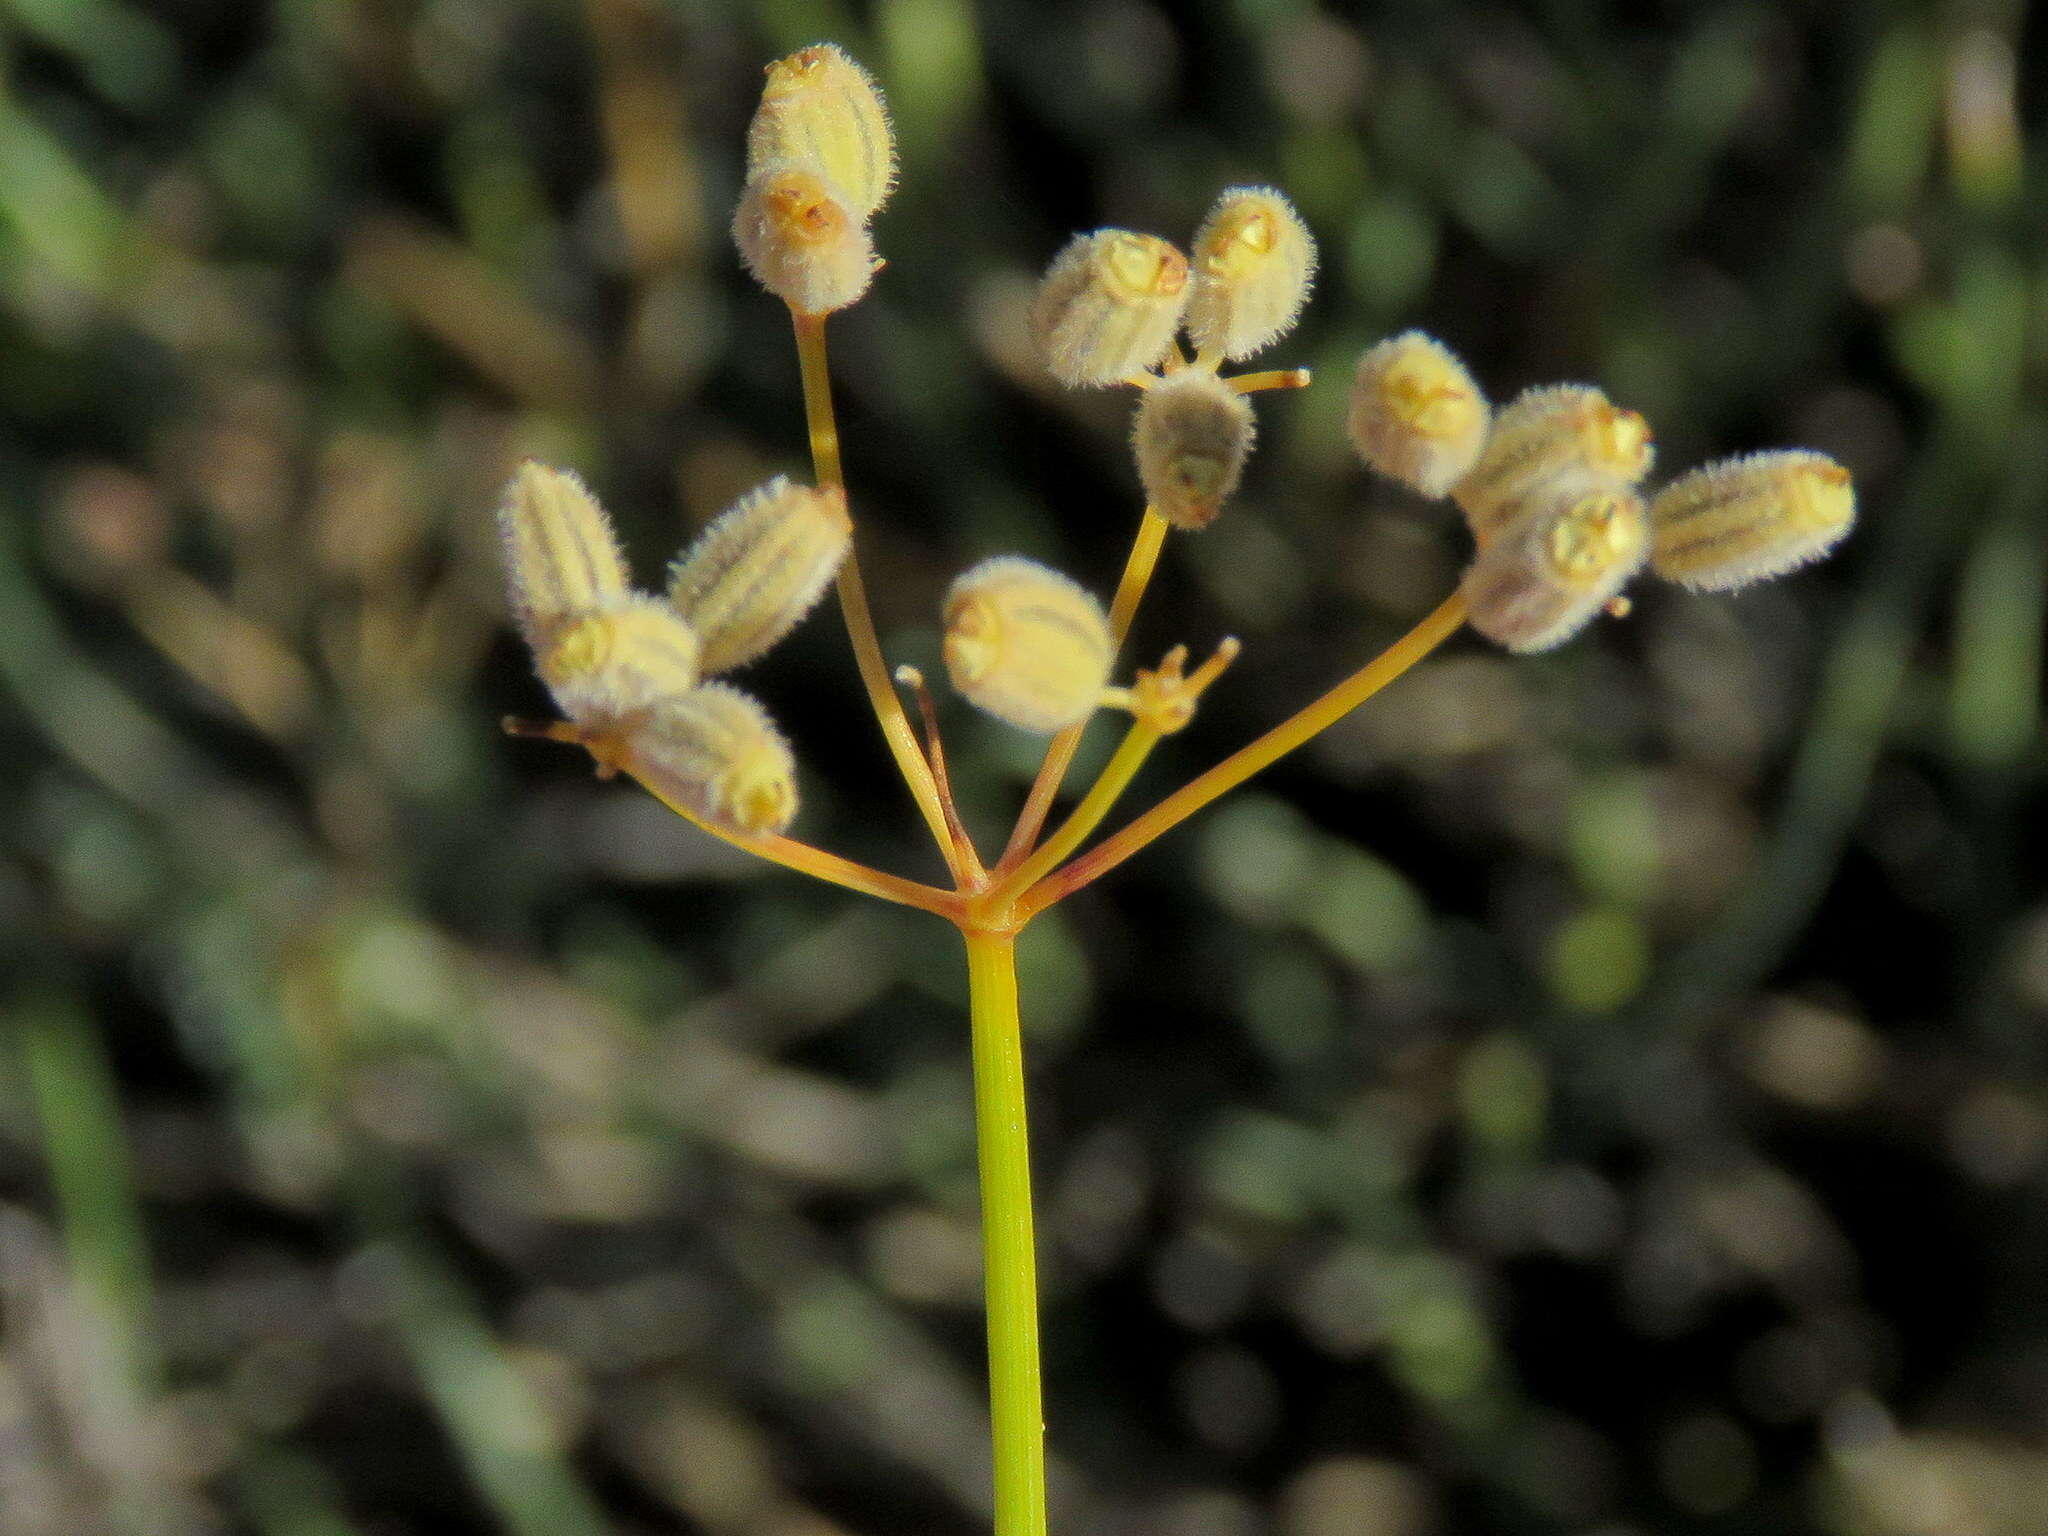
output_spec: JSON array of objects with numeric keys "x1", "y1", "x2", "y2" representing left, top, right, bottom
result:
[{"x1": 496, "y1": 41, "x2": 1857, "y2": 1536}]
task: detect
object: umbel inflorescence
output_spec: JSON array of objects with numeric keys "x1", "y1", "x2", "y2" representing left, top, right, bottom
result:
[{"x1": 496, "y1": 41, "x2": 1854, "y2": 1536}]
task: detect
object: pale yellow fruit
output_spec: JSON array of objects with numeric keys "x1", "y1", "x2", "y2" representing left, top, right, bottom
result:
[
  {"x1": 1462, "y1": 485, "x2": 1649, "y2": 653},
  {"x1": 626, "y1": 682, "x2": 799, "y2": 835},
  {"x1": 1032, "y1": 230, "x2": 1190, "y2": 388},
  {"x1": 1131, "y1": 370, "x2": 1256, "y2": 530},
  {"x1": 1649, "y1": 450, "x2": 1854, "y2": 591},
  {"x1": 733, "y1": 167, "x2": 877, "y2": 315},
  {"x1": 1347, "y1": 332, "x2": 1491, "y2": 498},
  {"x1": 538, "y1": 593, "x2": 703, "y2": 723},
  {"x1": 747, "y1": 44, "x2": 895, "y2": 220},
  {"x1": 669, "y1": 477, "x2": 851, "y2": 674},
  {"x1": 497, "y1": 461, "x2": 629, "y2": 650},
  {"x1": 1183, "y1": 186, "x2": 1316, "y2": 362},
  {"x1": 1453, "y1": 384, "x2": 1653, "y2": 545},
  {"x1": 942, "y1": 556, "x2": 1113, "y2": 732}
]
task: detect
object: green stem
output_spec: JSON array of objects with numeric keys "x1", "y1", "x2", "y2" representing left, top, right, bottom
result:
[{"x1": 963, "y1": 929, "x2": 1047, "y2": 1536}]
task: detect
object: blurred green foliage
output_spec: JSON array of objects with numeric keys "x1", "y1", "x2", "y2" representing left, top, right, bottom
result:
[{"x1": 3, "y1": 3, "x2": 2047, "y2": 1534}]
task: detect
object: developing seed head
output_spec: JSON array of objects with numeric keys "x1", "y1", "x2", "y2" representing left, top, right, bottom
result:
[
  {"x1": 1183, "y1": 187, "x2": 1316, "y2": 363},
  {"x1": 1346, "y1": 332, "x2": 1491, "y2": 498},
  {"x1": 1461, "y1": 484, "x2": 1650, "y2": 653},
  {"x1": 624, "y1": 682, "x2": 799, "y2": 836},
  {"x1": 733, "y1": 167, "x2": 877, "y2": 315},
  {"x1": 1125, "y1": 638, "x2": 1240, "y2": 735},
  {"x1": 1032, "y1": 230, "x2": 1190, "y2": 388},
  {"x1": 1454, "y1": 384, "x2": 1655, "y2": 546},
  {"x1": 1649, "y1": 450, "x2": 1855, "y2": 591},
  {"x1": 942, "y1": 555, "x2": 1113, "y2": 733},
  {"x1": 537, "y1": 593, "x2": 703, "y2": 723},
  {"x1": 1132, "y1": 370, "x2": 1257, "y2": 530},
  {"x1": 497, "y1": 461, "x2": 629, "y2": 650},
  {"x1": 746, "y1": 43, "x2": 896, "y2": 220},
  {"x1": 668, "y1": 477, "x2": 852, "y2": 674}
]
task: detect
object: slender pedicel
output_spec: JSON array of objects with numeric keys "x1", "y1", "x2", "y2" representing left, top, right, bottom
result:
[
  {"x1": 997, "y1": 639, "x2": 1240, "y2": 902},
  {"x1": 998, "y1": 509, "x2": 1171, "y2": 868},
  {"x1": 789, "y1": 309, "x2": 966, "y2": 879},
  {"x1": 896, "y1": 665, "x2": 984, "y2": 882},
  {"x1": 1017, "y1": 592, "x2": 1470, "y2": 918},
  {"x1": 501, "y1": 717, "x2": 956, "y2": 916}
]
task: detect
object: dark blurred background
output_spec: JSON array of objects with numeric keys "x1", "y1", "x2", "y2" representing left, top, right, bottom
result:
[{"x1": 3, "y1": 2, "x2": 2045, "y2": 1533}]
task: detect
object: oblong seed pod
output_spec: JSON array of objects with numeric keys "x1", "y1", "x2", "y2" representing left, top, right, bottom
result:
[
  {"x1": 1453, "y1": 384, "x2": 1654, "y2": 546},
  {"x1": 668, "y1": 477, "x2": 852, "y2": 673},
  {"x1": 746, "y1": 44, "x2": 896, "y2": 220},
  {"x1": 497, "y1": 461, "x2": 629, "y2": 649},
  {"x1": 538, "y1": 593, "x2": 702, "y2": 722},
  {"x1": 1649, "y1": 450, "x2": 1855, "y2": 591},
  {"x1": 1462, "y1": 485, "x2": 1649, "y2": 653},
  {"x1": 733, "y1": 167, "x2": 876, "y2": 315},
  {"x1": 1183, "y1": 186, "x2": 1316, "y2": 363},
  {"x1": 626, "y1": 682, "x2": 799, "y2": 835},
  {"x1": 1032, "y1": 230, "x2": 1190, "y2": 387},
  {"x1": 1346, "y1": 332, "x2": 1491, "y2": 498},
  {"x1": 942, "y1": 556, "x2": 1113, "y2": 732},
  {"x1": 1131, "y1": 369, "x2": 1256, "y2": 530}
]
